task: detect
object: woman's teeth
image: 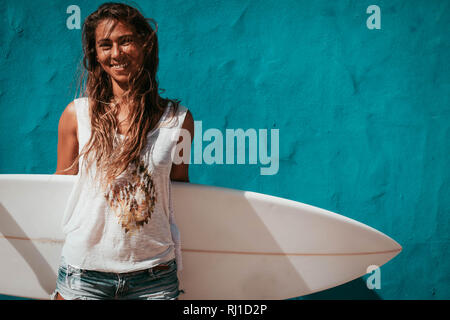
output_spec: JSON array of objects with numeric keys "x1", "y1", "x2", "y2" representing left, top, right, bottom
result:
[{"x1": 111, "y1": 63, "x2": 129, "y2": 69}]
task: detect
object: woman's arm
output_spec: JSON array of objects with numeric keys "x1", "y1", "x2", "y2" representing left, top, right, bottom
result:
[
  {"x1": 170, "y1": 110, "x2": 194, "y2": 182},
  {"x1": 55, "y1": 101, "x2": 79, "y2": 175}
]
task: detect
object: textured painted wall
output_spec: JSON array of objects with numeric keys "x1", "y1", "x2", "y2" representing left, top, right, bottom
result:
[{"x1": 0, "y1": 0, "x2": 449, "y2": 299}]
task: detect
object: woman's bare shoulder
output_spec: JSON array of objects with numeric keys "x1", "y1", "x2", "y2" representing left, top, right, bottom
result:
[
  {"x1": 183, "y1": 109, "x2": 194, "y2": 133},
  {"x1": 55, "y1": 100, "x2": 79, "y2": 175},
  {"x1": 58, "y1": 100, "x2": 78, "y2": 135}
]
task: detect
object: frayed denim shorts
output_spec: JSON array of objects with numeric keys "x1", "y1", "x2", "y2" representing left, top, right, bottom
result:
[{"x1": 51, "y1": 257, "x2": 182, "y2": 300}]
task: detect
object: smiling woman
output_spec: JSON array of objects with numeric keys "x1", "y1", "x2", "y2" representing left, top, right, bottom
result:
[{"x1": 53, "y1": 2, "x2": 194, "y2": 300}]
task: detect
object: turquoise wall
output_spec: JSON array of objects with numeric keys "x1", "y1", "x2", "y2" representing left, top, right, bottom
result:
[{"x1": 0, "y1": 0, "x2": 448, "y2": 299}]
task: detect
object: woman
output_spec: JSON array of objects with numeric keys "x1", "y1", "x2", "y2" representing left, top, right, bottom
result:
[{"x1": 53, "y1": 2, "x2": 194, "y2": 300}]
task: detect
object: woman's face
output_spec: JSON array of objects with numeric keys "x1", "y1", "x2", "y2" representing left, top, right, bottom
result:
[{"x1": 95, "y1": 19, "x2": 145, "y2": 88}]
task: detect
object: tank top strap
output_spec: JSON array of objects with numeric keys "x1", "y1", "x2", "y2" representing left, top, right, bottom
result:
[
  {"x1": 174, "y1": 104, "x2": 188, "y2": 128},
  {"x1": 73, "y1": 97, "x2": 91, "y2": 154},
  {"x1": 160, "y1": 102, "x2": 188, "y2": 129}
]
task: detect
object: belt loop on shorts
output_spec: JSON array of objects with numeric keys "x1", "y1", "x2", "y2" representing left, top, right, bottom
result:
[{"x1": 65, "y1": 264, "x2": 73, "y2": 288}]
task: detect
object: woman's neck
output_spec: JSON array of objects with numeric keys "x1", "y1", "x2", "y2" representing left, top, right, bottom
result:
[{"x1": 112, "y1": 79, "x2": 129, "y2": 100}]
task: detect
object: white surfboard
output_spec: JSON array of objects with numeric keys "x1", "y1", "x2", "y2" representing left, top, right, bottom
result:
[{"x1": 0, "y1": 174, "x2": 401, "y2": 300}]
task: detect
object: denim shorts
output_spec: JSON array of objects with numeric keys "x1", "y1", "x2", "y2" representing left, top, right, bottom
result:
[{"x1": 51, "y1": 258, "x2": 182, "y2": 300}]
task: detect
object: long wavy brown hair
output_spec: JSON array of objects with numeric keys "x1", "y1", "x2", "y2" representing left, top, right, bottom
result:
[{"x1": 65, "y1": 2, "x2": 180, "y2": 190}]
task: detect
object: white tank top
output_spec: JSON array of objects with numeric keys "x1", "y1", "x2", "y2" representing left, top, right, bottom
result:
[{"x1": 60, "y1": 97, "x2": 188, "y2": 273}]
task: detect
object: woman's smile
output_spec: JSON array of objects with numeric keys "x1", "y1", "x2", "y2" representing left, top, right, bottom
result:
[{"x1": 111, "y1": 62, "x2": 130, "y2": 71}]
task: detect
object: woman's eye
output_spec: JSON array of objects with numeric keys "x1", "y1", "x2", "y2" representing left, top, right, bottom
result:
[{"x1": 121, "y1": 37, "x2": 133, "y2": 45}]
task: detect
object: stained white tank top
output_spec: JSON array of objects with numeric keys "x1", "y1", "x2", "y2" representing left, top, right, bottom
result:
[{"x1": 60, "y1": 97, "x2": 188, "y2": 273}]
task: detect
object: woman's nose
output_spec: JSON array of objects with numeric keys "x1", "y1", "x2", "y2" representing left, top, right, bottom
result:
[{"x1": 111, "y1": 43, "x2": 121, "y2": 59}]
